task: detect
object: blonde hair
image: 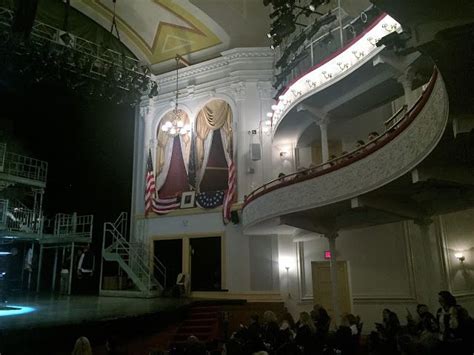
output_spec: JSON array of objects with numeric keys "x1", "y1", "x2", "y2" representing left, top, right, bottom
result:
[
  {"x1": 72, "y1": 336, "x2": 92, "y2": 355},
  {"x1": 263, "y1": 310, "x2": 278, "y2": 324},
  {"x1": 299, "y1": 312, "x2": 316, "y2": 333}
]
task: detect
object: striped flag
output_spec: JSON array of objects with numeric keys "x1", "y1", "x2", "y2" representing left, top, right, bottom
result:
[
  {"x1": 152, "y1": 195, "x2": 180, "y2": 215},
  {"x1": 223, "y1": 160, "x2": 236, "y2": 224},
  {"x1": 145, "y1": 148, "x2": 180, "y2": 216},
  {"x1": 145, "y1": 149, "x2": 156, "y2": 216}
]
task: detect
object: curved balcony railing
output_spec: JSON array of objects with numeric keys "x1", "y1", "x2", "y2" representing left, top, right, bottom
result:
[
  {"x1": 243, "y1": 68, "x2": 449, "y2": 231},
  {"x1": 270, "y1": 13, "x2": 402, "y2": 132}
]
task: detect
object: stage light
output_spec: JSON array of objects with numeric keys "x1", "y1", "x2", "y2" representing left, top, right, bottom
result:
[
  {"x1": 148, "y1": 81, "x2": 158, "y2": 98},
  {"x1": 0, "y1": 305, "x2": 36, "y2": 317}
]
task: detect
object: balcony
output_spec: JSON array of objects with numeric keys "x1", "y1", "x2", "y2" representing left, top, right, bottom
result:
[
  {"x1": 243, "y1": 68, "x2": 451, "y2": 234},
  {"x1": 0, "y1": 143, "x2": 48, "y2": 187}
]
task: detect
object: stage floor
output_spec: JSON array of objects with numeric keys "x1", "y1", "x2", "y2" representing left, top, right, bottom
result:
[{"x1": 0, "y1": 294, "x2": 191, "y2": 331}]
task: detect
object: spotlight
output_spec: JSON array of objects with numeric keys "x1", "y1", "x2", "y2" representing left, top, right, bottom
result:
[{"x1": 148, "y1": 81, "x2": 158, "y2": 98}]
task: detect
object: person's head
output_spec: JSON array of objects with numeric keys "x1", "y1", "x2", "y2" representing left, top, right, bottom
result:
[
  {"x1": 438, "y1": 291, "x2": 457, "y2": 309},
  {"x1": 263, "y1": 310, "x2": 277, "y2": 324},
  {"x1": 345, "y1": 313, "x2": 357, "y2": 326},
  {"x1": 421, "y1": 313, "x2": 438, "y2": 333},
  {"x1": 382, "y1": 308, "x2": 391, "y2": 321},
  {"x1": 83, "y1": 244, "x2": 90, "y2": 253},
  {"x1": 72, "y1": 336, "x2": 92, "y2": 355},
  {"x1": 416, "y1": 304, "x2": 429, "y2": 316},
  {"x1": 280, "y1": 312, "x2": 296, "y2": 328},
  {"x1": 105, "y1": 336, "x2": 118, "y2": 353},
  {"x1": 299, "y1": 312, "x2": 316, "y2": 332},
  {"x1": 368, "y1": 131, "x2": 379, "y2": 140},
  {"x1": 278, "y1": 172, "x2": 286, "y2": 178},
  {"x1": 249, "y1": 313, "x2": 259, "y2": 324},
  {"x1": 356, "y1": 140, "x2": 365, "y2": 148}
]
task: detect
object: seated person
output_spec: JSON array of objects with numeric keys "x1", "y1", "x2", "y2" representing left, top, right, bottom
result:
[
  {"x1": 368, "y1": 131, "x2": 380, "y2": 141},
  {"x1": 355, "y1": 140, "x2": 365, "y2": 149},
  {"x1": 175, "y1": 273, "x2": 189, "y2": 297}
]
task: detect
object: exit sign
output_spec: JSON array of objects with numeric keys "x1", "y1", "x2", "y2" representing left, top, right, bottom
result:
[{"x1": 324, "y1": 250, "x2": 331, "y2": 260}]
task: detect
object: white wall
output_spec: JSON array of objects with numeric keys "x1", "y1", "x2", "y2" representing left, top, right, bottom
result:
[{"x1": 276, "y1": 209, "x2": 474, "y2": 332}]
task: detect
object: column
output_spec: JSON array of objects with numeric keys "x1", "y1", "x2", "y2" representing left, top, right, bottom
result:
[
  {"x1": 398, "y1": 69, "x2": 415, "y2": 108},
  {"x1": 319, "y1": 120, "x2": 329, "y2": 163},
  {"x1": 36, "y1": 245, "x2": 44, "y2": 292},
  {"x1": 51, "y1": 247, "x2": 59, "y2": 291},
  {"x1": 414, "y1": 219, "x2": 438, "y2": 309},
  {"x1": 327, "y1": 232, "x2": 340, "y2": 326}
]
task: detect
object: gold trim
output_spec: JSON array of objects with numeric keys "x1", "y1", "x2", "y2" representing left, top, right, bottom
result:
[{"x1": 79, "y1": 0, "x2": 222, "y2": 64}]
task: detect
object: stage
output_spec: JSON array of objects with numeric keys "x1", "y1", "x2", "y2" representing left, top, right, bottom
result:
[{"x1": 0, "y1": 294, "x2": 193, "y2": 354}]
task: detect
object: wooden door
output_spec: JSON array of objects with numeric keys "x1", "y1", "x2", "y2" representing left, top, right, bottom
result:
[{"x1": 311, "y1": 261, "x2": 352, "y2": 323}]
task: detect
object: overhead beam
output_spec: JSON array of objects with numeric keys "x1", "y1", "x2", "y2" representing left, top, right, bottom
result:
[
  {"x1": 281, "y1": 214, "x2": 335, "y2": 235},
  {"x1": 351, "y1": 196, "x2": 428, "y2": 221},
  {"x1": 412, "y1": 167, "x2": 474, "y2": 186}
]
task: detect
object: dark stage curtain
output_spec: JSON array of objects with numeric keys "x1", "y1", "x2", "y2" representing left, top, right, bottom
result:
[{"x1": 158, "y1": 136, "x2": 189, "y2": 198}]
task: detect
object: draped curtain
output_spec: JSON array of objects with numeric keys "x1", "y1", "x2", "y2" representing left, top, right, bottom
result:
[
  {"x1": 155, "y1": 110, "x2": 191, "y2": 191},
  {"x1": 195, "y1": 100, "x2": 233, "y2": 190}
]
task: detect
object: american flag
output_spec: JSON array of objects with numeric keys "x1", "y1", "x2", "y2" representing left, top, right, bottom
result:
[
  {"x1": 145, "y1": 149, "x2": 180, "y2": 216},
  {"x1": 223, "y1": 160, "x2": 236, "y2": 224},
  {"x1": 196, "y1": 190, "x2": 225, "y2": 209},
  {"x1": 152, "y1": 195, "x2": 180, "y2": 215},
  {"x1": 145, "y1": 149, "x2": 156, "y2": 216}
]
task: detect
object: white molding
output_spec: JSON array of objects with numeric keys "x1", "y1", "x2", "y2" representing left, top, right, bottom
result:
[
  {"x1": 296, "y1": 221, "x2": 418, "y2": 303},
  {"x1": 437, "y1": 214, "x2": 474, "y2": 297}
]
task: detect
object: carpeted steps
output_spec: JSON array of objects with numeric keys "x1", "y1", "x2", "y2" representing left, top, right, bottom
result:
[{"x1": 171, "y1": 305, "x2": 220, "y2": 345}]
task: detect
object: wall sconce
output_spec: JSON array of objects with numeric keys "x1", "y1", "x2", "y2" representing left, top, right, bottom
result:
[
  {"x1": 382, "y1": 23, "x2": 398, "y2": 33},
  {"x1": 280, "y1": 151, "x2": 289, "y2": 160},
  {"x1": 455, "y1": 253, "x2": 465, "y2": 262},
  {"x1": 352, "y1": 50, "x2": 365, "y2": 60},
  {"x1": 306, "y1": 79, "x2": 317, "y2": 89},
  {"x1": 367, "y1": 37, "x2": 378, "y2": 46},
  {"x1": 337, "y1": 62, "x2": 349, "y2": 71},
  {"x1": 322, "y1": 71, "x2": 333, "y2": 80},
  {"x1": 285, "y1": 266, "x2": 291, "y2": 299}
]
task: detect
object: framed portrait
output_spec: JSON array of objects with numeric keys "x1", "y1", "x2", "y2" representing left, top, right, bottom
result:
[{"x1": 180, "y1": 191, "x2": 195, "y2": 209}]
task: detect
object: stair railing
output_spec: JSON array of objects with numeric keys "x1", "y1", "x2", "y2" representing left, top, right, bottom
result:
[{"x1": 103, "y1": 214, "x2": 166, "y2": 292}]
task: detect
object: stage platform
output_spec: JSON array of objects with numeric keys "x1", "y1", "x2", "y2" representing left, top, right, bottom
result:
[{"x1": 0, "y1": 294, "x2": 193, "y2": 354}]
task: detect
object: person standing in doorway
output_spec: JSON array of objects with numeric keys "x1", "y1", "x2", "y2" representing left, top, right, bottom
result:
[{"x1": 77, "y1": 245, "x2": 94, "y2": 294}]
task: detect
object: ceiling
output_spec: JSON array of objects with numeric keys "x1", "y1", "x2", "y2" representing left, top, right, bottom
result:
[{"x1": 70, "y1": 0, "x2": 271, "y2": 73}]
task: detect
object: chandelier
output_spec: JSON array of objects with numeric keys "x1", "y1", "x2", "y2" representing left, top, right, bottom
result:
[{"x1": 161, "y1": 57, "x2": 191, "y2": 137}]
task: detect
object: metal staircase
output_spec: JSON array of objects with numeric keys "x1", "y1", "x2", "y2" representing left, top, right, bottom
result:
[{"x1": 101, "y1": 212, "x2": 166, "y2": 297}]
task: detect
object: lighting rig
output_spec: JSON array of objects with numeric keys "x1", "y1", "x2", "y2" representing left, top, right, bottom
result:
[{"x1": 0, "y1": 6, "x2": 158, "y2": 105}]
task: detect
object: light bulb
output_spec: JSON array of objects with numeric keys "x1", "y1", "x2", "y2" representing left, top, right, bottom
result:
[
  {"x1": 177, "y1": 120, "x2": 184, "y2": 128},
  {"x1": 170, "y1": 128, "x2": 177, "y2": 135},
  {"x1": 266, "y1": 112, "x2": 273, "y2": 118},
  {"x1": 271, "y1": 104, "x2": 278, "y2": 110},
  {"x1": 161, "y1": 125, "x2": 169, "y2": 132}
]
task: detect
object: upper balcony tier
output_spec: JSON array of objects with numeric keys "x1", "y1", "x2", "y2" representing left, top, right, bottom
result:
[
  {"x1": 0, "y1": 144, "x2": 48, "y2": 188},
  {"x1": 243, "y1": 68, "x2": 452, "y2": 234},
  {"x1": 269, "y1": 12, "x2": 403, "y2": 133}
]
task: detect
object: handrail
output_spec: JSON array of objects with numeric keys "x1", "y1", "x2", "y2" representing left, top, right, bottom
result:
[
  {"x1": 103, "y1": 214, "x2": 167, "y2": 290},
  {"x1": 244, "y1": 68, "x2": 439, "y2": 207},
  {"x1": 384, "y1": 105, "x2": 408, "y2": 129}
]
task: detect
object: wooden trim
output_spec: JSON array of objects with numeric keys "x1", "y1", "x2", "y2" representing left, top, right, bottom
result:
[{"x1": 190, "y1": 291, "x2": 283, "y2": 302}]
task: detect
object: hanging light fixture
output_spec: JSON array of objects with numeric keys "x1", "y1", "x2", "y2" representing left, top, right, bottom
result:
[{"x1": 161, "y1": 56, "x2": 191, "y2": 137}]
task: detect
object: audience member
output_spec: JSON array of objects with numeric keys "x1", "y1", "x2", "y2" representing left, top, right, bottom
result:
[
  {"x1": 295, "y1": 312, "x2": 317, "y2": 354},
  {"x1": 262, "y1": 310, "x2": 279, "y2": 350},
  {"x1": 368, "y1": 131, "x2": 379, "y2": 141},
  {"x1": 311, "y1": 304, "x2": 331, "y2": 334},
  {"x1": 437, "y1": 290, "x2": 473, "y2": 354},
  {"x1": 72, "y1": 336, "x2": 92, "y2": 355}
]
